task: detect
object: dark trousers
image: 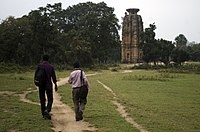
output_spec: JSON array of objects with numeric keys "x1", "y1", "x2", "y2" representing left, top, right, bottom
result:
[
  {"x1": 72, "y1": 88, "x2": 87, "y2": 120},
  {"x1": 39, "y1": 86, "x2": 53, "y2": 116}
]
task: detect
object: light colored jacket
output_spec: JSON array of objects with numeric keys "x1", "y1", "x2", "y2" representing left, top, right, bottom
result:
[{"x1": 68, "y1": 69, "x2": 88, "y2": 88}]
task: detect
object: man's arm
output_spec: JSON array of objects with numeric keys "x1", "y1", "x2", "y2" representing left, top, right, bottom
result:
[
  {"x1": 83, "y1": 71, "x2": 89, "y2": 87},
  {"x1": 68, "y1": 75, "x2": 72, "y2": 84},
  {"x1": 52, "y1": 68, "x2": 58, "y2": 91}
]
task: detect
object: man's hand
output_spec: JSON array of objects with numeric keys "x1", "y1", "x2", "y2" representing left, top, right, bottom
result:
[{"x1": 55, "y1": 84, "x2": 58, "y2": 91}]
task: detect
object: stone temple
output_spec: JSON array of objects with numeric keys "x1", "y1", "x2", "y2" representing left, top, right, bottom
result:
[{"x1": 121, "y1": 8, "x2": 143, "y2": 63}]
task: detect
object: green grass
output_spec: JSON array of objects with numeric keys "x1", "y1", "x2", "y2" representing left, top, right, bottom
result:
[
  {"x1": 0, "y1": 69, "x2": 200, "y2": 131},
  {"x1": 0, "y1": 73, "x2": 34, "y2": 92},
  {"x1": 59, "y1": 82, "x2": 138, "y2": 132},
  {"x1": 0, "y1": 95, "x2": 53, "y2": 132},
  {"x1": 94, "y1": 70, "x2": 200, "y2": 131},
  {"x1": 0, "y1": 72, "x2": 53, "y2": 132}
]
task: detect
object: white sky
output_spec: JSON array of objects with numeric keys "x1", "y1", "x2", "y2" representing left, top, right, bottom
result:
[{"x1": 1, "y1": 0, "x2": 200, "y2": 43}]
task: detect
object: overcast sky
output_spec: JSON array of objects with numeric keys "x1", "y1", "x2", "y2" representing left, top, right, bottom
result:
[{"x1": 1, "y1": 0, "x2": 200, "y2": 43}]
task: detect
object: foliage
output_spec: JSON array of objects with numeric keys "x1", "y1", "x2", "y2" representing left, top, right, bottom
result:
[
  {"x1": 0, "y1": 2, "x2": 121, "y2": 67},
  {"x1": 187, "y1": 43, "x2": 200, "y2": 61},
  {"x1": 122, "y1": 72, "x2": 182, "y2": 81},
  {"x1": 128, "y1": 62, "x2": 200, "y2": 74},
  {"x1": 157, "y1": 39, "x2": 174, "y2": 65},
  {"x1": 175, "y1": 34, "x2": 187, "y2": 47},
  {"x1": 1, "y1": 2, "x2": 199, "y2": 67},
  {"x1": 162, "y1": 62, "x2": 200, "y2": 74},
  {"x1": 140, "y1": 23, "x2": 159, "y2": 64},
  {"x1": 171, "y1": 47, "x2": 190, "y2": 65},
  {"x1": 0, "y1": 16, "x2": 33, "y2": 65},
  {"x1": 0, "y1": 63, "x2": 33, "y2": 73},
  {"x1": 140, "y1": 23, "x2": 195, "y2": 66},
  {"x1": 63, "y1": 2, "x2": 121, "y2": 64}
]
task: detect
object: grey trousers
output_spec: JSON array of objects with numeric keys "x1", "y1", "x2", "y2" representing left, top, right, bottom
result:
[{"x1": 72, "y1": 88, "x2": 87, "y2": 120}]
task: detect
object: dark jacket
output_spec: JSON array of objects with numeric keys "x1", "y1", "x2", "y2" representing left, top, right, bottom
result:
[{"x1": 38, "y1": 61, "x2": 57, "y2": 88}]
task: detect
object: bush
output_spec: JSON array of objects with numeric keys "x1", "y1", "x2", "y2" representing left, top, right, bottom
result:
[
  {"x1": 0, "y1": 63, "x2": 32, "y2": 73},
  {"x1": 128, "y1": 62, "x2": 200, "y2": 74}
]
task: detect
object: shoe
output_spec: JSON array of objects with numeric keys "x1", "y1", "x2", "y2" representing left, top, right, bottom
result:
[
  {"x1": 76, "y1": 111, "x2": 83, "y2": 121},
  {"x1": 43, "y1": 110, "x2": 51, "y2": 120},
  {"x1": 43, "y1": 115, "x2": 51, "y2": 120},
  {"x1": 76, "y1": 118, "x2": 80, "y2": 121},
  {"x1": 76, "y1": 117, "x2": 83, "y2": 121},
  {"x1": 79, "y1": 111, "x2": 83, "y2": 120}
]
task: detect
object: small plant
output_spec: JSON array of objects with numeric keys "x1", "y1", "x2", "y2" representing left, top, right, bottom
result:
[
  {"x1": 111, "y1": 68, "x2": 119, "y2": 72},
  {"x1": 19, "y1": 76, "x2": 25, "y2": 80}
]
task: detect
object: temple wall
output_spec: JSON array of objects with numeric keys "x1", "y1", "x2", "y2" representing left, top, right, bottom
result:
[{"x1": 121, "y1": 8, "x2": 143, "y2": 63}]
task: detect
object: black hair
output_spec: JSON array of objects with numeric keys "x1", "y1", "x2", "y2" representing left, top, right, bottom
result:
[
  {"x1": 42, "y1": 54, "x2": 49, "y2": 61},
  {"x1": 73, "y1": 61, "x2": 80, "y2": 68}
]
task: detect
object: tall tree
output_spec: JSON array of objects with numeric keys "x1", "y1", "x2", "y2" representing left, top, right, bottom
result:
[
  {"x1": 157, "y1": 39, "x2": 174, "y2": 66},
  {"x1": 0, "y1": 17, "x2": 18, "y2": 63},
  {"x1": 141, "y1": 23, "x2": 158, "y2": 65},
  {"x1": 0, "y1": 16, "x2": 32, "y2": 65},
  {"x1": 15, "y1": 16, "x2": 33, "y2": 65},
  {"x1": 0, "y1": 2, "x2": 121, "y2": 66},
  {"x1": 175, "y1": 34, "x2": 187, "y2": 47},
  {"x1": 28, "y1": 6, "x2": 59, "y2": 63},
  {"x1": 63, "y1": 2, "x2": 120, "y2": 64}
]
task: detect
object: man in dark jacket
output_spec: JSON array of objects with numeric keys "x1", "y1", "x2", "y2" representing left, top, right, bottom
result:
[{"x1": 35, "y1": 54, "x2": 57, "y2": 120}]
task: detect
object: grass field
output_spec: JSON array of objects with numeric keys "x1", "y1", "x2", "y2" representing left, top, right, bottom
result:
[
  {"x1": 0, "y1": 72, "x2": 53, "y2": 132},
  {"x1": 88, "y1": 70, "x2": 200, "y2": 131},
  {"x1": 0, "y1": 69, "x2": 200, "y2": 131}
]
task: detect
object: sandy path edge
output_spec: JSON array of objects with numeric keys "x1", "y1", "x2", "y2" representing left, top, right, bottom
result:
[
  {"x1": 52, "y1": 76, "x2": 97, "y2": 132},
  {"x1": 51, "y1": 86, "x2": 97, "y2": 132}
]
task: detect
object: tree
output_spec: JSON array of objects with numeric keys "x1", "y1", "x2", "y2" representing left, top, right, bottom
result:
[
  {"x1": 0, "y1": 2, "x2": 121, "y2": 66},
  {"x1": 187, "y1": 43, "x2": 200, "y2": 61},
  {"x1": 171, "y1": 47, "x2": 189, "y2": 65},
  {"x1": 175, "y1": 34, "x2": 187, "y2": 47},
  {"x1": 0, "y1": 17, "x2": 19, "y2": 63},
  {"x1": 172, "y1": 34, "x2": 189, "y2": 65},
  {"x1": 0, "y1": 16, "x2": 33, "y2": 65},
  {"x1": 140, "y1": 23, "x2": 159, "y2": 65},
  {"x1": 28, "y1": 6, "x2": 60, "y2": 64},
  {"x1": 63, "y1": 2, "x2": 120, "y2": 64},
  {"x1": 15, "y1": 16, "x2": 33, "y2": 65},
  {"x1": 64, "y1": 29, "x2": 92, "y2": 67},
  {"x1": 157, "y1": 39, "x2": 174, "y2": 66}
]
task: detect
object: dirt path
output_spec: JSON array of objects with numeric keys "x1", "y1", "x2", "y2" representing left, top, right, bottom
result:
[
  {"x1": 0, "y1": 77, "x2": 97, "y2": 132},
  {"x1": 52, "y1": 76, "x2": 97, "y2": 132},
  {"x1": 97, "y1": 80, "x2": 148, "y2": 132},
  {"x1": 51, "y1": 91, "x2": 97, "y2": 132}
]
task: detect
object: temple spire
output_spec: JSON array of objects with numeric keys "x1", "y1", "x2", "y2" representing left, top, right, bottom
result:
[{"x1": 121, "y1": 8, "x2": 143, "y2": 63}]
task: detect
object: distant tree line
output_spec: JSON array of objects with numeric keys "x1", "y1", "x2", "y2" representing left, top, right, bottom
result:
[
  {"x1": 141, "y1": 23, "x2": 200, "y2": 66},
  {"x1": 0, "y1": 2, "x2": 200, "y2": 67},
  {"x1": 0, "y1": 2, "x2": 121, "y2": 67}
]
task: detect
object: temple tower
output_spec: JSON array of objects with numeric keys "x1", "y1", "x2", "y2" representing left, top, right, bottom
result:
[{"x1": 121, "y1": 8, "x2": 143, "y2": 63}]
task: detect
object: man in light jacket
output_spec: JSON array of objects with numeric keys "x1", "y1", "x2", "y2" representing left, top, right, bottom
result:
[{"x1": 68, "y1": 61, "x2": 88, "y2": 121}]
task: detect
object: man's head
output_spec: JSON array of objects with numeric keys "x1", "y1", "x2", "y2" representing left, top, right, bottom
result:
[
  {"x1": 73, "y1": 61, "x2": 80, "y2": 68},
  {"x1": 42, "y1": 54, "x2": 49, "y2": 61}
]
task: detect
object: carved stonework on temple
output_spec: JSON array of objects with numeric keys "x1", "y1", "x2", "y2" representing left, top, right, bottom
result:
[{"x1": 121, "y1": 8, "x2": 143, "y2": 63}]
